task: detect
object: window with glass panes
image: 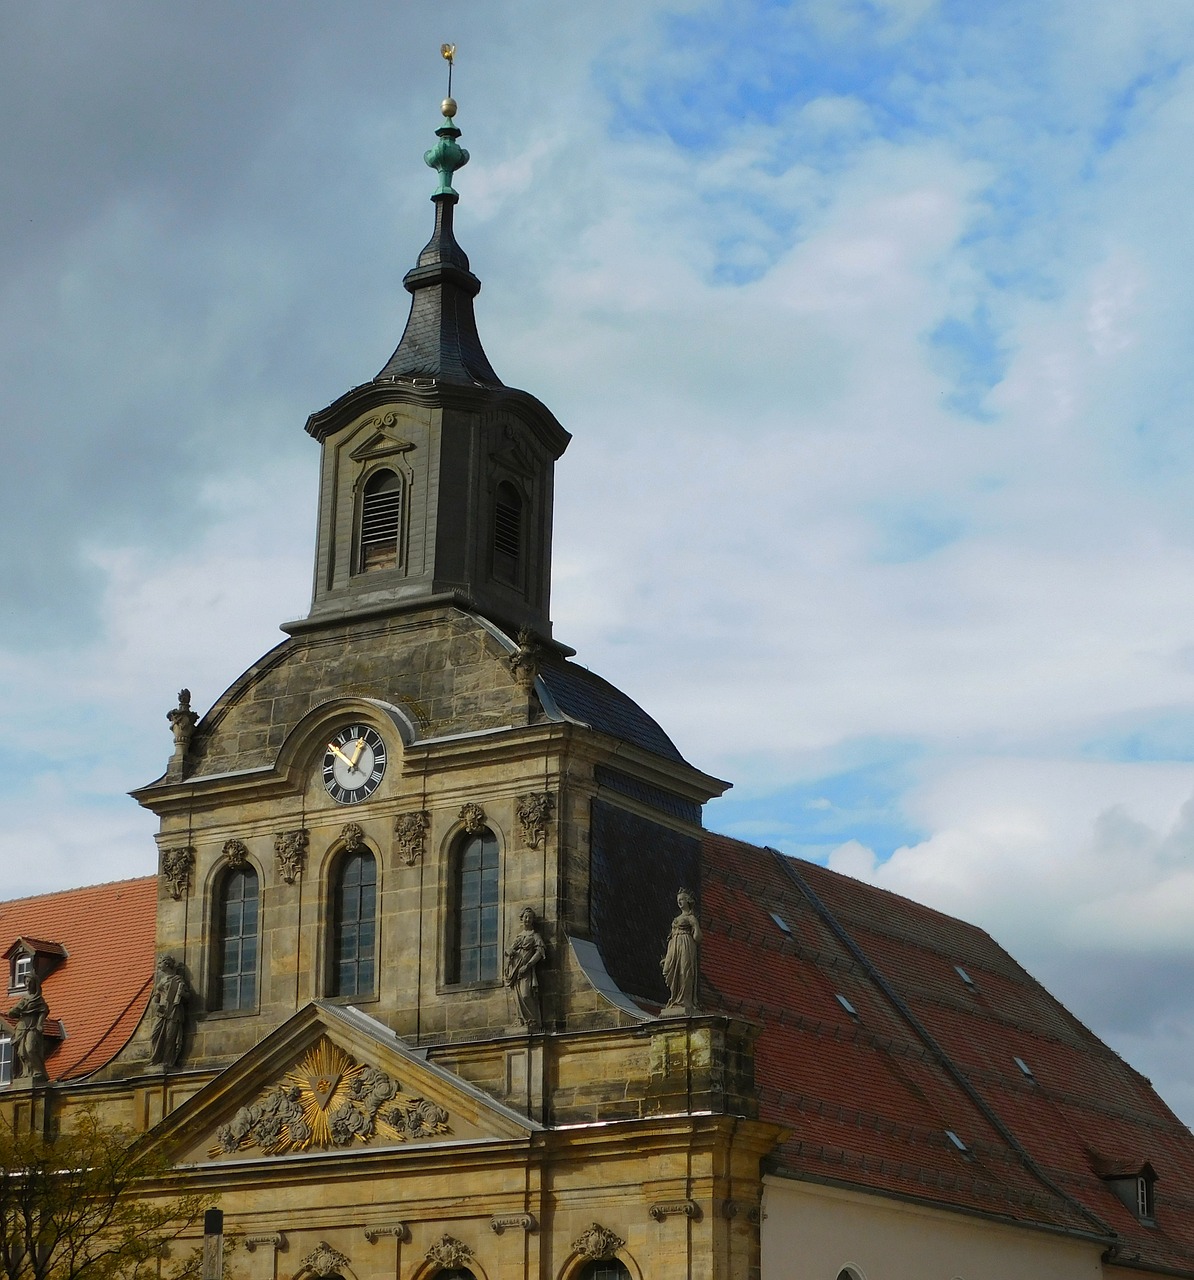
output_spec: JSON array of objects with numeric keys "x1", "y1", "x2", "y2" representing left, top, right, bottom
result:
[
  {"x1": 578, "y1": 1262, "x2": 630, "y2": 1280},
  {"x1": 0, "y1": 1035, "x2": 11, "y2": 1085},
  {"x1": 448, "y1": 830, "x2": 499, "y2": 984},
  {"x1": 217, "y1": 867, "x2": 259, "y2": 1010},
  {"x1": 333, "y1": 851, "x2": 377, "y2": 996}
]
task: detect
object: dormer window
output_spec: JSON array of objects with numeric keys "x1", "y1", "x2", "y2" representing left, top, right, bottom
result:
[
  {"x1": 5, "y1": 939, "x2": 65, "y2": 993},
  {"x1": 12, "y1": 954, "x2": 31, "y2": 991},
  {"x1": 1093, "y1": 1154, "x2": 1158, "y2": 1224},
  {"x1": 358, "y1": 468, "x2": 403, "y2": 572}
]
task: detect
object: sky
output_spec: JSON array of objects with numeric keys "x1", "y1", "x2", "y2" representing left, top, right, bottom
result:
[{"x1": 3, "y1": 0, "x2": 1194, "y2": 1122}]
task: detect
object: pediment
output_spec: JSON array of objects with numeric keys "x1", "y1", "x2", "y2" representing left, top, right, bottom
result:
[
  {"x1": 150, "y1": 1002, "x2": 537, "y2": 1166},
  {"x1": 347, "y1": 412, "x2": 417, "y2": 462}
]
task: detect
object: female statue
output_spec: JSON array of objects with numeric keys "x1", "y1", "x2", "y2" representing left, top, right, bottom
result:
[
  {"x1": 504, "y1": 907, "x2": 547, "y2": 1030},
  {"x1": 8, "y1": 972, "x2": 49, "y2": 1081},
  {"x1": 661, "y1": 888, "x2": 702, "y2": 1016}
]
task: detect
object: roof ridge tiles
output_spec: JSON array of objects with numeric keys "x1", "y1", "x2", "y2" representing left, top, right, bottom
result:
[{"x1": 0, "y1": 873, "x2": 156, "y2": 909}]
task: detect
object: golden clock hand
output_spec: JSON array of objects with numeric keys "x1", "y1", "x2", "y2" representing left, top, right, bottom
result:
[
  {"x1": 327, "y1": 743, "x2": 355, "y2": 767},
  {"x1": 349, "y1": 736, "x2": 367, "y2": 769}
]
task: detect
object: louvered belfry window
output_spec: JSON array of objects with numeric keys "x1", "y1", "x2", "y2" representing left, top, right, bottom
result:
[
  {"x1": 492, "y1": 480, "x2": 523, "y2": 586},
  {"x1": 359, "y1": 469, "x2": 402, "y2": 572},
  {"x1": 217, "y1": 866, "x2": 259, "y2": 1010}
]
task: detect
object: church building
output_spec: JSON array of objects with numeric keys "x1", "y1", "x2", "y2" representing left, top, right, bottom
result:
[{"x1": 2, "y1": 90, "x2": 1194, "y2": 1280}]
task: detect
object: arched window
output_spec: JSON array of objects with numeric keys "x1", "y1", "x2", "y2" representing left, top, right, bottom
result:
[
  {"x1": 579, "y1": 1263, "x2": 630, "y2": 1280},
  {"x1": 358, "y1": 469, "x2": 402, "y2": 572},
  {"x1": 492, "y1": 480, "x2": 523, "y2": 587},
  {"x1": 215, "y1": 866, "x2": 259, "y2": 1010},
  {"x1": 447, "y1": 830, "x2": 499, "y2": 984},
  {"x1": 332, "y1": 850, "x2": 377, "y2": 996}
]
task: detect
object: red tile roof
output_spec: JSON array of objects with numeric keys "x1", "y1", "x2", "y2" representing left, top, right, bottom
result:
[
  {"x1": 0, "y1": 877, "x2": 157, "y2": 1082},
  {"x1": 702, "y1": 834, "x2": 1194, "y2": 1275}
]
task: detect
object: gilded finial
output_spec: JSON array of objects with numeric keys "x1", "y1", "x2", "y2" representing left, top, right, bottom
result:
[{"x1": 425, "y1": 42, "x2": 468, "y2": 198}]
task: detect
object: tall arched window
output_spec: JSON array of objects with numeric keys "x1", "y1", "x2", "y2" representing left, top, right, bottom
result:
[
  {"x1": 332, "y1": 850, "x2": 377, "y2": 996},
  {"x1": 579, "y1": 1263, "x2": 630, "y2": 1280},
  {"x1": 215, "y1": 866, "x2": 259, "y2": 1010},
  {"x1": 358, "y1": 468, "x2": 402, "y2": 572},
  {"x1": 447, "y1": 830, "x2": 499, "y2": 984},
  {"x1": 492, "y1": 480, "x2": 523, "y2": 587}
]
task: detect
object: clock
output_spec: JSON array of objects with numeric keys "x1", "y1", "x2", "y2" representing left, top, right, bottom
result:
[{"x1": 322, "y1": 725, "x2": 387, "y2": 804}]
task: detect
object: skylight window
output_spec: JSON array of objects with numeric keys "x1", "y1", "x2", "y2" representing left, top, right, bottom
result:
[
  {"x1": 954, "y1": 965, "x2": 975, "y2": 988},
  {"x1": 945, "y1": 1130, "x2": 969, "y2": 1154},
  {"x1": 1014, "y1": 1056, "x2": 1034, "y2": 1079},
  {"x1": 836, "y1": 994, "x2": 858, "y2": 1018},
  {"x1": 769, "y1": 911, "x2": 792, "y2": 937}
]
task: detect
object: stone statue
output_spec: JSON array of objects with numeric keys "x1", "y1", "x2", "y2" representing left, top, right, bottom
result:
[
  {"x1": 504, "y1": 907, "x2": 547, "y2": 1030},
  {"x1": 7, "y1": 972, "x2": 49, "y2": 1082},
  {"x1": 149, "y1": 955, "x2": 190, "y2": 1069},
  {"x1": 167, "y1": 688, "x2": 199, "y2": 751},
  {"x1": 661, "y1": 888, "x2": 702, "y2": 1017}
]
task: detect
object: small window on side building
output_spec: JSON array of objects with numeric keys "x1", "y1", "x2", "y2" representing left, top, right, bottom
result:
[
  {"x1": 0, "y1": 1034, "x2": 11, "y2": 1085},
  {"x1": 12, "y1": 954, "x2": 31, "y2": 990}
]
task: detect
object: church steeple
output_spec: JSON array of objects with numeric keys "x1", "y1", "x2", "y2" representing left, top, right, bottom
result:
[
  {"x1": 375, "y1": 98, "x2": 501, "y2": 389},
  {"x1": 291, "y1": 87, "x2": 570, "y2": 640}
]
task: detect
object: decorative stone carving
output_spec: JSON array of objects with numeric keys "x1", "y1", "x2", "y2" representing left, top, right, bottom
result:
[
  {"x1": 516, "y1": 792, "x2": 554, "y2": 848},
  {"x1": 211, "y1": 1038, "x2": 450, "y2": 1158},
  {"x1": 425, "y1": 1236, "x2": 472, "y2": 1269},
  {"x1": 148, "y1": 955, "x2": 191, "y2": 1069},
  {"x1": 166, "y1": 688, "x2": 199, "y2": 751},
  {"x1": 572, "y1": 1223, "x2": 624, "y2": 1261},
  {"x1": 504, "y1": 907, "x2": 546, "y2": 1030},
  {"x1": 274, "y1": 829, "x2": 309, "y2": 884},
  {"x1": 363, "y1": 1224, "x2": 408, "y2": 1244},
  {"x1": 6, "y1": 973, "x2": 49, "y2": 1082},
  {"x1": 160, "y1": 847, "x2": 195, "y2": 900},
  {"x1": 340, "y1": 822, "x2": 366, "y2": 852},
  {"x1": 490, "y1": 1214, "x2": 536, "y2": 1235},
  {"x1": 222, "y1": 838, "x2": 250, "y2": 868},
  {"x1": 649, "y1": 1199, "x2": 701, "y2": 1222},
  {"x1": 243, "y1": 1233, "x2": 285, "y2": 1253},
  {"x1": 458, "y1": 802, "x2": 487, "y2": 835},
  {"x1": 661, "y1": 887, "x2": 702, "y2": 1017},
  {"x1": 508, "y1": 625, "x2": 543, "y2": 693},
  {"x1": 393, "y1": 810, "x2": 429, "y2": 865},
  {"x1": 299, "y1": 1242, "x2": 349, "y2": 1278}
]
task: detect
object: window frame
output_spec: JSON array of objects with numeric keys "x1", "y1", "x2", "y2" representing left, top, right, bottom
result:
[
  {"x1": 443, "y1": 827, "x2": 502, "y2": 988},
  {"x1": 0, "y1": 1033, "x2": 11, "y2": 1086},
  {"x1": 329, "y1": 847, "x2": 379, "y2": 1000},
  {"x1": 354, "y1": 466, "x2": 406, "y2": 576},
  {"x1": 211, "y1": 864, "x2": 261, "y2": 1014},
  {"x1": 491, "y1": 479, "x2": 526, "y2": 590}
]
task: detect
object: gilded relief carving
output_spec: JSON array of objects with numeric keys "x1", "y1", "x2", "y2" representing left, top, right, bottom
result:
[{"x1": 210, "y1": 1039, "x2": 449, "y2": 1158}]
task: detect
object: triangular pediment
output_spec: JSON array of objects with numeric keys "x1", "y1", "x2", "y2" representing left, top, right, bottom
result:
[
  {"x1": 347, "y1": 412, "x2": 416, "y2": 461},
  {"x1": 149, "y1": 1002, "x2": 537, "y2": 1167}
]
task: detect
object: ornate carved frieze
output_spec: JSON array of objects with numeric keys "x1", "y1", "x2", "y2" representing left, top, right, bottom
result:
[
  {"x1": 572, "y1": 1223, "x2": 624, "y2": 1261},
  {"x1": 298, "y1": 1242, "x2": 349, "y2": 1278},
  {"x1": 393, "y1": 810, "x2": 429, "y2": 865},
  {"x1": 649, "y1": 1199, "x2": 701, "y2": 1222},
  {"x1": 222, "y1": 838, "x2": 250, "y2": 868},
  {"x1": 508, "y1": 626, "x2": 543, "y2": 693},
  {"x1": 458, "y1": 802, "x2": 487, "y2": 835},
  {"x1": 340, "y1": 822, "x2": 366, "y2": 852},
  {"x1": 363, "y1": 1224, "x2": 408, "y2": 1244},
  {"x1": 160, "y1": 847, "x2": 194, "y2": 900},
  {"x1": 425, "y1": 1236, "x2": 472, "y2": 1269},
  {"x1": 516, "y1": 792, "x2": 553, "y2": 848},
  {"x1": 274, "y1": 830, "x2": 309, "y2": 884},
  {"x1": 210, "y1": 1038, "x2": 450, "y2": 1158},
  {"x1": 490, "y1": 1214, "x2": 536, "y2": 1235}
]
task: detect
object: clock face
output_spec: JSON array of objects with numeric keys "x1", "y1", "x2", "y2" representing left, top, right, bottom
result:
[{"x1": 322, "y1": 725, "x2": 387, "y2": 804}]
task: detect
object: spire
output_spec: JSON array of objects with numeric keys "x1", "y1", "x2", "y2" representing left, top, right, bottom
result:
[{"x1": 375, "y1": 73, "x2": 502, "y2": 389}]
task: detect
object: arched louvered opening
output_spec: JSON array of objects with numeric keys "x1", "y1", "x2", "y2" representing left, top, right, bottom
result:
[
  {"x1": 359, "y1": 468, "x2": 402, "y2": 572},
  {"x1": 331, "y1": 849, "x2": 377, "y2": 996},
  {"x1": 215, "y1": 866, "x2": 259, "y2": 1010},
  {"x1": 446, "y1": 829, "x2": 499, "y2": 984},
  {"x1": 492, "y1": 480, "x2": 524, "y2": 587}
]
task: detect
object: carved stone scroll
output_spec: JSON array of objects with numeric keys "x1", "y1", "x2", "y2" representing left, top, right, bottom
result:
[
  {"x1": 516, "y1": 792, "x2": 553, "y2": 848},
  {"x1": 393, "y1": 810, "x2": 429, "y2": 866},
  {"x1": 490, "y1": 1214, "x2": 537, "y2": 1235},
  {"x1": 458, "y1": 802, "x2": 487, "y2": 835},
  {"x1": 649, "y1": 1199, "x2": 701, "y2": 1222},
  {"x1": 363, "y1": 1224, "x2": 409, "y2": 1244},
  {"x1": 243, "y1": 1233, "x2": 285, "y2": 1253},
  {"x1": 222, "y1": 839, "x2": 250, "y2": 868},
  {"x1": 274, "y1": 830, "x2": 309, "y2": 884},
  {"x1": 425, "y1": 1235, "x2": 472, "y2": 1268},
  {"x1": 160, "y1": 847, "x2": 194, "y2": 900},
  {"x1": 572, "y1": 1223, "x2": 624, "y2": 1261},
  {"x1": 340, "y1": 822, "x2": 366, "y2": 852},
  {"x1": 298, "y1": 1242, "x2": 349, "y2": 1278}
]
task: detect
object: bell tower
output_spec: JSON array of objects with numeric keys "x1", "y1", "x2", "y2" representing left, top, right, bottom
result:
[{"x1": 288, "y1": 97, "x2": 570, "y2": 640}]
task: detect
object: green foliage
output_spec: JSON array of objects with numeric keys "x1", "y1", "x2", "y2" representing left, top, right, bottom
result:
[{"x1": 0, "y1": 1110, "x2": 208, "y2": 1280}]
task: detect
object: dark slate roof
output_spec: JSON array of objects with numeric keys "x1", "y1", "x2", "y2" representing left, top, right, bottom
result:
[
  {"x1": 538, "y1": 658, "x2": 685, "y2": 763},
  {"x1": 375, "y1": 195, "x2": 502, "y2": 388},
  {"x1": 701, "y1": 833, "x2": 1194, "y2": 1274}
]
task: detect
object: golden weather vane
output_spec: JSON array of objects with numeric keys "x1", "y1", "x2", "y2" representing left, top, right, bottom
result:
[{"x1": 441, "y1": 42, "x2": 456, "y2": 101}]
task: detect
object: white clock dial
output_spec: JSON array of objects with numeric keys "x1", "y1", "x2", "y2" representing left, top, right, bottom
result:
[{"x1": 322, "y1": 725, "x2": 387, "y2": 804}]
